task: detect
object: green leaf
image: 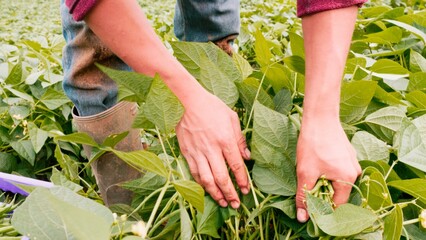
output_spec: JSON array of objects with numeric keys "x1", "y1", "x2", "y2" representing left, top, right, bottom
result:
[
  {"x1": 289, "y1": 32, "x2": 305, "y2": 58},
  {"x1": 363, "y1": 26, "x2": 403, "y2": 44},
  {"x1": 406, "y1": 90, "x2": 426, "y2": 109},
  {"x1": 4, "y1": 85, "x2": 34, "y2": 103},
  {"x1": 270, "y1": 199, "x2": 296, "y2": 219},
  {"x1": 284, "y1": 55, "x2": 305, "y2": 75},
  {"x1": 199, "y1": 55, "x2": 239, "y2": 106},
  {"x1": 364, "y1": 106, "x2": 406, "y2": 143},
  {"x1": 360, "y1": 169, "x2": 393, "y2": 210},
  {"x1": 373, "y1": 86, "x2": 403, "y2": 106},
  {"x1": 54, "y1": 145, "x2": 79, "y2": 181},
  {"x1": 388, "y1": 179, "x2": 426, "y2": 204},
  {"x1": 351, "y1": 131, "x2": 389, "y2": 162},
  {"x1": 315, "y1": 204, "x2": 378, "y2": 236},
  {"x1": 236, "y1": 81, "x2": 274, "y2": 114},
  {"x1": 121, "y1": 171, "x2": 166, "y2": 195},
  {"x1": 50, "y1": 168, "x2": 83, "y2": 192},
  {"x1": 383, "y1": 205, "x2": 403, "y2": 240},
  {"x1": 172, "y1": 180, "x2": 204, "y2": 213},
  {"x1": 254, "y1": 31, "x2": 272, "y2": 67},
  {"x1": 55, "y1": 132, "x2": 99, "y2": 147},
  {"x1": 27, "y1": 122, "x2": 48, "y2": 153},
  {"x1": 111, "y1": 150, "x2": 168, "y2": 178},
  {"x1": 252, "y1": 164, "x2": 296, "y2": 196},
  {"x1": 39, "y1": 88, "x2": 70, "y2": 110},
  {"x1": 384, "y1": 19, "x2": 426, "y2": 43},
  {"x1": 408, "y1": 72, "x2": 426, "y2": 92},
  {"x1": 196, "y1": 196, "x2": 221, "y2": 238},
  {"x1": 340, "y1": 80, "x2": 377, "y2": 124},
  {"x1": 410, "y1": 49, "x2": 426, "y2": 72},
  {"x1": 370, "y1": 59, "x2": 409, "y2": 75},
  {"x1": 273, "y1": 88, "x2": 292, "y2": 114},
  {"x1": 144, "y1": 75, "x2": 183, "y2": 133},
  {"x1": 10, "y1": 140, "x2": 35, "y2": 165},
  {"x1": 12, "y1": 187, "x2": 113, "y2": 240},
  {"x1": 263, "y1": 63, "x2": 293, "y2": 93},
  {"x1": 102, "y1": 131, "x2": 129, "y2": 148},
  {"x1": 97, "y1": 64, "x2": 153, "y2": 102},
  {"x1": 395, "y1": 118, "x2": 426, "y2": 172},
  {"x1": 306, "y1": 194, "x2": 334, "y2": 217},
  {"x1": 171, "y1": 42, "x2": 241, "y2": 84},
  {"x1": 0, "y1": 152, "x2": 17, "y2": 173},
  {"x1": 5, "y1": 62, "x2": 22, "y2": 85},
  {"x1": 233, "y1": 52, "x2": 253, "y2": 79},
  {"x1": 179, "y1": 199, "x2": 192, "y2": 240}
]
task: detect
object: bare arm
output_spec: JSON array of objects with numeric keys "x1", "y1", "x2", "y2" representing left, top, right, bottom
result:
[
  {"x1": 295, "y1": 6, "x2": 362, "y2": 222},
  {"x1": 85, "y1": 0, "x2": 250, "y2": 208}
]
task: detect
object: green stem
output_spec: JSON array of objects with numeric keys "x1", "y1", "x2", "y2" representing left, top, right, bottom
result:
[
  {"x1": 146, "y1": 180, "x2": 171, "y2": 237},
  {"x1": 384, "y1": 160, "x2": 398, "y2": 181},
  {"x1": 403, "y1": 218, "x2": 420, "y2": 225}
]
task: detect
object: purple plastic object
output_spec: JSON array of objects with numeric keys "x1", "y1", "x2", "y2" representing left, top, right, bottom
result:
[{"x1": 0, "y1": 172, "x2": 54, "y2": 196}]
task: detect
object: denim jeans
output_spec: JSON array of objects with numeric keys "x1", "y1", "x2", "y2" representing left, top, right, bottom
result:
[{"x1": 61, "y1": 0, "x2": 240, "y2": 116}]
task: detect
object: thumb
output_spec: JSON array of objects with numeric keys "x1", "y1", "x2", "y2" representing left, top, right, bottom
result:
[{"x1": 295, "y1": 173, "x2": 318, "y2": 223}]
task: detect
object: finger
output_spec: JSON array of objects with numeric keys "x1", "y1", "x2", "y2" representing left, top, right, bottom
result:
[
  {"x1": 230, "y1": 112, "x2": 250, "y2": 160},
  {"x1": 183, "y1": 153, "x2": 201, "y2": 183},
  {"x1": 222, "y1": 140, "x2": 250, "y2": 195},
  {"x1": 196, "y1": 152, "x2": 228, "y2": 207},
  {"x1": 331, "y1": 180, "x2": 354, "y2": 206},
  {"x1": 296, "y1": 170, "x2": 318, "y2": 223},
  {"x1": 207, "y1": 146, "x2": 241, "y2": 209},
  {"x1": 176, "y1": 128, "x2": 201, "y2": 183}
]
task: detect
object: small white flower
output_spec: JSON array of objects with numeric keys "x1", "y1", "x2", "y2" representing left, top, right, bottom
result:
[
  {"x1": 420, "y1": 209, "x2": 426, "y2": 228},
  {"x1": 112, "y1": 213, "x2": 118, "y2": 224},
  {"x1": 132, "y1": 221, "x2": 147, "y2": 238}
]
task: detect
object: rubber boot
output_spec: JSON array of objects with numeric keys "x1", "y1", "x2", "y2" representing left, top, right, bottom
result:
[{"x1": 72, "y1": 101, "x2": 142, "y2": 206}]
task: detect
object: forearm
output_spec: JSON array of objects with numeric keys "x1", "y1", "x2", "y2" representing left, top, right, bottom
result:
[
  {"x1": 85, "y1": 0, "x2": 207, "y2": 107},
  {"x1": 301, "y1": 6, "x2": 358, "y2": 122}
]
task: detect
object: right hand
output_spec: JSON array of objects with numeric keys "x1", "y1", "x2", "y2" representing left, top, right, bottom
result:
[{"x1": 176, "y1": 92, "x2": 251, "y2": 209}]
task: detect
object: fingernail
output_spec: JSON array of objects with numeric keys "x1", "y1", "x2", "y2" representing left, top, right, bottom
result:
[
  {"x1": 231, "y1": 201, "x2": 240, "y2": 209},
  {"x1": 297, "y1": 208, "x2": 308, "y2": 223},
  {"x1": 219, "y1": 199, "x2": 228, "y2": 207},
  {"x1": 244, "y1": 148, "x2": 251, "y2": 159},
  {"x1": 241, "y1": 187, "x2": 249, "y2": 195}
]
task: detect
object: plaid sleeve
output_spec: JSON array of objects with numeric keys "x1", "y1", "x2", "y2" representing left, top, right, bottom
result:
[
  {"x1": 297, "y1": 0, "x2": 367, "y2": 17},
  {"x1": 65, "y1": 0, "x2": 98, "y2": 21}
]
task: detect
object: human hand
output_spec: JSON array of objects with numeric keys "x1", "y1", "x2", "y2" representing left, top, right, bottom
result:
[
  {"x1": 295, "y1": 118, "x2": 361, "y2": 222},
  {"x1": 176, "y1": 92, "x2": 251, "y2": 209}
]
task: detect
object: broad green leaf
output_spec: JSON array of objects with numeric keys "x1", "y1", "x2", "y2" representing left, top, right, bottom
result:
[
  {"x1": 54, "y1": 145, "x2": 79, "y2": 181},
  {"x1": 97, "y1": 64, "x2": 153, "y2": 102},
  {"x1": 289, "y1": 32, "x2": 305, "y2": 58},
  {"x1": 388, "y1": 179, "x2": 426, "y2": 204},
  {"x1": 12, "y1": 187, "x2": 113, "y2": 240},
  {"x1": 406, "y1": 90, "x2": 426, "y2": 109},
  {"x1": 233, "y1": 52, "x2": 253, "y2": 79},
  {"x1": 340, "y1": 80, "x2": 377, "y2": 124},
  {"x1": 199, "y1": 55, "x2": 239, "y2": 106},
  {"x1": 27, "y1": 122, "x2": 48, "y2": 153},
  {"x1": 50, "y1": 168, "x2": 83, "y2": 192},
  {"x1": 179, "y1": 199, "x2": 192, "y2": 240},
  {"x1": 55, "y1": 132, "x2": 98, "y2": 147},
  {"x1": 284, "y1": 55, "x2": 305, "y2": 75},
  {"x1": 364, "y1": 106, "x2": 406, "y2": 143},
  {"x1": 196, "y1": 196, "x2": 221, "y2": 238},
  {"x1": 270, "y1": 199, "x2": 296, "y2": 219},
  {"x1": 252, "y1": 164, "x2": 296, "y2": 196},
  {"x1": 273, "y1": 88, "x2": 292, "y2": 114},
  {"x1": 4, "y1": 62, "x2": 22, "y2": 85},
  {"x1": 171, "y1": 42, "x2": 241, "y2": 83},
  {"x1": 0, "y1": 152, "x2": 17, "y2": 173},
  {"x1": 236, "y1": 81, "x2": 274, "y2": 113},
  {"x1": 172, "y1": 180, "x2": 204, "y2": 213},
  {"x1": 413, "y1": 114, "x2": 426, "y2": 141},
  {"x1": 255, "y1": 31, "x2": 272, "y2": 67},
  {"x1": 351, "y1": 131, "x2": 389, "y2": 162},
  {"x1": 112, "y1": 150, "x2": 168, "y2": 178},
  {"x1": 384, "y1": 19, "x2": 426, "y2": 43},
  {"x1": 10, "y1": 140, "x2": 35, "y2": 166},
  {"x1": 251, "y1": 101, "x2": 297, "y2": 166},
  {"x1": 315, "y1": 204, "x2": 378, "y2": 236},
  {"x1": 360, "y1": 169, "x2": 393, "y2": 210},
  {"x1": 306, "y1": 194, "x2": 334, "y2": 217},
  {"x1": 362, "y1": 26, "x2": 403, "y2": 44},
  {"x1": 345, "y1": 57, "x2": 367, "y2": 74},
  {"x1": 4, "y1": 85, "x2": 34, "y2": 103},
  {"x1": 39, "y1": 88, "x2": 70, "y2": 110},
  {"x1": 9, "y1": 105, "x2": 30, "y2": 124},
  {"x1": 121, "y1": 171, "x2": 166, "y2": 195},
  {"x1": 144, "y1": 75, "x2": 184, "y2": 133},
  {"x1": 395, "y1": 119, "x2": 426, "y2": 172},
  {"x1": 132, "y1": 107, "x2": 155, "y2": 129},
  {"x1": 370, "y1": 59, "x2": 409, "y2": 75},
  {"x1": 383, "y1": 205, "x2": 403, "y2": 240},
  {"x1": 410, "y1": 49, "x2": 426, "y2": 72},
  {"x1": 373, "y1": 86, "x2": 403, "y2": 106},
  {"x1": 263, "y1": 63, "x2": 293, "y2": 93},
  {"x1": 407, "y1": 72, "x2": 426, "y2": 91}
]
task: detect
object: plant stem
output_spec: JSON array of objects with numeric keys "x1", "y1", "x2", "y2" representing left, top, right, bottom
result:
[
  {"x1": 403, "y1": 218, "x2": 419, "y2": 225},
  {"x1": 384, "y1": 160, "x2": 398, "y2": 181},
  {"x1": 244, "y1": 66, "x2": 269, "y2": 132},
  {"x1": 146, "y1": 180, "x2": 170, "y2": 237}
]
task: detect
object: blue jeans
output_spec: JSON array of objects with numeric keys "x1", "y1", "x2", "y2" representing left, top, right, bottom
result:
[{"x1": 61, "y1": 0, "x2": 240, "y2": 116}]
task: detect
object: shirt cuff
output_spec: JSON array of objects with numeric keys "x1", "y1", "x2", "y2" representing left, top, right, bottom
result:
[
  {"x1": 297, "y1": 0, "x2": 367, "y2": 17},
  {"x1": 65, "y1": 0, "x2": 98, "y2": 21}
]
